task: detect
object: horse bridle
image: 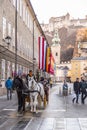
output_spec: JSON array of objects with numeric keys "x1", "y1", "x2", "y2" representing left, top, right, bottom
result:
[{"x1": 28, "y1": 77, "x2": 34, "y2": 90}]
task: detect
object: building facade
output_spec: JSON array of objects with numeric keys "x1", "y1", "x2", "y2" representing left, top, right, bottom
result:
[
  {"x1": 71, "y1": 40, "x2": 87, "y2": 82},
  {"x1": 56, "y1": 61, "x2": 71, "y2": 81},
  {"x1": 0, "y1": 0, "x2": 45, "y2": 87},
  {"x1": 71, "y1": 57, "x2": 87, "y2": 82}
]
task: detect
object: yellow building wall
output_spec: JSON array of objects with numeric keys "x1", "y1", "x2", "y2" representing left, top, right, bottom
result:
[
  {"x1": 71, "y1": 59, "x2": 87, "y2": 82},
  {"x1": 71, "y1": 60, "x2": 81, "y2": 82},
  {"x1": 80, "y1": 60, "x2": 87, "y2": 75},
  {"x1": 67, "y1": 70, "x2": 71, "y2": 77}
]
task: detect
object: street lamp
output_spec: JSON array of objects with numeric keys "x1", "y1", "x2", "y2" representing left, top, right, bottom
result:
[
  {"x1": 0, "y1": 36, "x2": 11, "y2": 53},
  {"x1": 5, "y1": 36, "x2": 12, "y2": 46}
]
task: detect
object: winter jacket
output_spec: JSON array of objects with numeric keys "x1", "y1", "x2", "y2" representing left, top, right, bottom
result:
[
  {"x1": 5, "y1": 79, "x2": 13, "y2": 89},
  {"x1": 63, "y1": 83, "x2": 68, "y2": 90},
  {"x1": 73, "y1": 81, "x2": 80, "y2": 93},
  {"x1": 80, "y1": 81, "x2": 87, "y2": 91}
]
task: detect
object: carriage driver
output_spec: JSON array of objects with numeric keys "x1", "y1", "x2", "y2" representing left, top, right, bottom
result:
[{"x1": 26, "y1": 70, "x2": 35, "y2": 85}]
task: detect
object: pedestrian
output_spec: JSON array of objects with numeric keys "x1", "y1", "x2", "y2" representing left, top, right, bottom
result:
[
  {"x1": 80, "y1": 78, "x2": 87, "y2": 104},
  {"x1": 72, "y1": 78, "x2": 80, "y2": 104},
  {"x1": 5, "y1": 77, "x2": 13, "y2": 100},
  {"x1": 13, "y1": 75, "x2": 25, "y2": 114},
  {"x1": 50, "y1": 78, "x2": 53, "y2": 88},
  {"x1": 62, "y1": 80, "x2": 68, "y2": 96},
  {"x1": 40, "y1": 77, "x2": 44, "y2": 84},
  {"x1": 44, "y1": 78, "x2": 49, "y2": 103},
  {"x1": 26, "y1": 70, "x2": 35, "y2": 85}
]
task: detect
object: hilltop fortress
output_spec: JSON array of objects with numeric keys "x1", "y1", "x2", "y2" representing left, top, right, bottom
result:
[{"x1": 41, "y1": 13, "x2": 87, "y2": 32}]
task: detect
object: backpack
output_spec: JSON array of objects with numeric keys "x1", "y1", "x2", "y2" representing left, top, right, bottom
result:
[{"x1": 63, "y1": 84, "x2": 68, "y2": 90}]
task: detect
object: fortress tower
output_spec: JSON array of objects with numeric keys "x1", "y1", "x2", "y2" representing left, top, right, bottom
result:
[
  {"x1": 51, "y1": 29, "x2": 61, "y2": 81},
  {"x1": 51, "y1": 29, "x2": 61, "y2": 65}
]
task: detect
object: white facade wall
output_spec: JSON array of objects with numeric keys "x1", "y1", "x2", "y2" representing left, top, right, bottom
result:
[{"x1": 0, "y1": 0, "x2": 43, "y2": 87}]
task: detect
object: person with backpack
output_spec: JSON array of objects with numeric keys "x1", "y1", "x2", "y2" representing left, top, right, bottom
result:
[
  {"x1": 72, "y1": 78, "x2": 80, "y2": 104},
  {"x1": 12, "y1": 75, "x2": 25, "y2": 114},
  {"x1": 62, "y1": 80, "x2": 68, "y2": 96},
  {"x1": 80, "y1": 78, "x2": 87, "y2": 104},
  {"x1": 5, "y1": 77, "x2": 13, "y2": 100}
]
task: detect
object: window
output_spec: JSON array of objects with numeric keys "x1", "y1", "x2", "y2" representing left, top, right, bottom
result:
[
  {"x1": 30, "y1": 18, "x2": 33, "y2": 32},
  {"x1": 23, "y1": 5, "x2": 25, "y2": 22},
  {"x1": 20, "y1": 0, "x2": 22, "y2": 17},
  {"x1": 8, "y1": 23, "x2": 11, "y2": 36},
  {"x1": 3, "y1": 17, "x2": 6, "y2": 38},
  {"x1": 20, "y1": 36, "x2": 22, "y2": 50},
  {"x1": 12, "y1": 0, "x2": 15, "y2": 7},
  {"x1": 1, "y1": 59, "x2": 5, "y2": 80},
  {"x1": 7, "y1": 61, "x2": 11, "y2": 78},
  {"x1": 25, "y1": 10, "x2": 28, "y2": 25},
  {"x1": 17, "y1": 0, "x2": 19, "y2": 12},
  {"x1": 22, "y1": 39, "x2": 24, "y2": 53},
  {"x1": 12, "y1": 63, "x2": 15, "y2": 77},
  {"x1": 28, "y1": 14, "x2": 30, "y2": 28},
  {"x1": 27, "y1": 45, "x2": 29, "y2": 57},
  {"x1": 12, "y1": 28, "x2": 15, "y2": 47}
]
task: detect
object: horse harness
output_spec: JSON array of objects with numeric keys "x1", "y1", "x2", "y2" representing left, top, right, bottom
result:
[
  {"x1": 37, "y1": 83, "x2": 44, "y2": 101},
  {"x1": 27, "y1": 77, "x2": 43, "y2": 100},
  {"x1": 27, "y1": 76, "x2": 40, "y2": 94}
]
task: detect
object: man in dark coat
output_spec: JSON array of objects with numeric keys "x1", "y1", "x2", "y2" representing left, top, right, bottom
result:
[
  {"x1": 13, "y1": 75, "x2": 25, "y2": 113},
  {"x1": 72, "y1": 78, "x2": 80, "y2": 104},
  {"x1": 80, "y1": 78, "x2": 87, "y2": 104}
]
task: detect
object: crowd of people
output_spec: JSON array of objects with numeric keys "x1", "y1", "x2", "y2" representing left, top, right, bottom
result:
[
  {"x1": 72, "y1": 77, "x2": 87, "y2": 104},
  {"x1": 5, "y1": 69, "x2": 87, "y2": 115}
]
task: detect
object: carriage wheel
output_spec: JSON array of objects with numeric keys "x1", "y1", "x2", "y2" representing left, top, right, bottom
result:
[{"x1": 25, "y1": 96, "x2": 30, "y2": 103}]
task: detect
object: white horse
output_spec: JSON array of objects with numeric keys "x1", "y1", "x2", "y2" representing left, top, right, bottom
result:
[{"x1": 28, "y1": 77, "x2": 44, "y2": 112}]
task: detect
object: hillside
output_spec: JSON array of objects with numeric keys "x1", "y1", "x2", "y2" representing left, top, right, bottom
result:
[
  {"x1": 44, "y1": 26, "x2": 85, "y2": 62},
  {"x1": 58, "y1": 27, "x2": 77, "y2": 61},
  {"x1": 45, "y1": 27, "x2": 79, "y2": 62}
]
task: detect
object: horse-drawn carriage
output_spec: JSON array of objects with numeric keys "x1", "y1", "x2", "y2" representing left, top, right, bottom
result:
[
  {"x1": 13, "y1": 76, "x2": 50, "y2": 113},
  {"x1": 25, "y1": 82, "x2": 49, "y2": 107}
]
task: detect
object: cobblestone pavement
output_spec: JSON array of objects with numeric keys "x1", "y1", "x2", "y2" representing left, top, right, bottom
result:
[{"x1": 0, "y1": 83, "x2": 87, "y2": 130}]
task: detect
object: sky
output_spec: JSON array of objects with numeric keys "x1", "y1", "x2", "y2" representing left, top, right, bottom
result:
[{"x1": 31, "y1": 0, "x2": 87, "y2": 24}]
